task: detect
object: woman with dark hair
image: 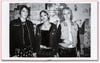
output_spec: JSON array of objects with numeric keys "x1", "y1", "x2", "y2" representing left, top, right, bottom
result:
[
  {"x1": 10, "y1": 5, "x2": 37, "y2": 57},
  {"x1": 58, "y1": 7, "x2": 78, "y2": 57},
  {"x1": 36, "y1": 10, "x2": 59, "y2": 57}
]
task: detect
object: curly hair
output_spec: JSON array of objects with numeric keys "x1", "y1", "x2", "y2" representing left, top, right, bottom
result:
[{"x1": 19, "y1": 5, "x2": 30, "y2": 17}]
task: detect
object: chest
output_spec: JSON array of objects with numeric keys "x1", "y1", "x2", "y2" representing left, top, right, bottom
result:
[{"x1": 41, "y1": 24, "x2": 51, "y2": 31}]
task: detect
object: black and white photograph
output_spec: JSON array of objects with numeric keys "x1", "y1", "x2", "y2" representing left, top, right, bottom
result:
[{"x1": 9, "y1": 3, "x2": 91, "y2": 57}]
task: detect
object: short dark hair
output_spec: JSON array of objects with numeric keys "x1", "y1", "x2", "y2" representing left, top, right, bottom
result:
[
  {"x1": 19, "y1": 5, "x2": 30, "y2": 17},
  {"x1": 40, "y1": 10, "x2": 50, "y2": 21}
]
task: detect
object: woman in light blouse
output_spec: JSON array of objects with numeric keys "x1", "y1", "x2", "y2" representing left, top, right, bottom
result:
[{"x1": 58, "y1": 7, "x2": 78, "y2": 57}]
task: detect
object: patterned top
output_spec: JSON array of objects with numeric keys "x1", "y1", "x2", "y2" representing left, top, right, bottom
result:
[{"x1": 59, "y1": 21, "x2": 78, "y2": 48}]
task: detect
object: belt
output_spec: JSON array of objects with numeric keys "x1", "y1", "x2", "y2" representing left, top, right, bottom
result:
[
  {"x1": 59, "y1": 45, "x2": 76, "y2": 50},
  {"x1": 59, "y1": 42, "x2": 76, "y2": 49},
  {"x1": 40, "y1": 45, "x2": 52, "y2": 49}
]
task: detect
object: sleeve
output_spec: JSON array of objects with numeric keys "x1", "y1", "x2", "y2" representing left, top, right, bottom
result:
[
  {"x1": 34, "y1": 25, "x2": 41, "y2": 52},
  {"x1": 76, "y1": 24, "x2": 81, "y2": 52},
  {"x1": 10, "y1": 21, "x2": 16, "y2": 56},
  {"x1": 57, "y1": 25, "x2": 61, "y2": 43}
]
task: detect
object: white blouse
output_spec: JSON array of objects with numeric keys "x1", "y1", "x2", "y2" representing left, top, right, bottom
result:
[{"x1": 59, "y1": 21, "x2": 78, "y2": 48}]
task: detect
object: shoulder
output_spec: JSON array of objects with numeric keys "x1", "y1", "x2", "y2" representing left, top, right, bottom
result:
[
  {"x1": 10, "y1": 19, "x2": 19, "y2": 22},
  {"x1": 54, "y1": 15, "x2": 60, "y2": 20},
  {"x1": 60, "y1": 22, "x2": 64, "y2": 25},
  {"x1": 50, "y1": 23, "x2": 58, "y2": 31},
  {"x1": 50, "y1": 23, "x2": 56, "y2": 28},
  {"x1": 72, "y1": 22, "x2": 78, "y2": 31},
  {"x1": 37, "y1": 23, "x2": 43, "y2": 28},
  {"x1": 10, "y1": 18, "x2": 20, "y2": 25},
  {"x1": 26, "y1": 20, "x2": 34, "y2": 25}
]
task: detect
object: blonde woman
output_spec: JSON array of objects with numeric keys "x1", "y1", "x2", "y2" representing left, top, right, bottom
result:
[{"x1": 58, "y1": 7, "x2": 78, "y2": 57}]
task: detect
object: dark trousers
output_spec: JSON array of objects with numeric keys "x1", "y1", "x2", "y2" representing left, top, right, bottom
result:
[
  {"x1": 37, "y1": 48, "x2": 56, "y2": 57},
  {"x1": 58, "y1": 47, "x2": 77, "y2": 57}
]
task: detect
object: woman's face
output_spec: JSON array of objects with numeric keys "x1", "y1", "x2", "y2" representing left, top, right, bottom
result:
[
  {"x1": 20, "y1": 7, "x2": 28, "y2": 19},
  {"x1": 40, "y1": 12, "x2": 48, "y2": 22},
  {"x1": 53, "y1": 3, "x2": 60, "y2": 9},
  {"x1": 49, "y1": 7, "x2": 55, "y2": 16},
  {"x1": 63, "y1": 9, "x2": 71, "y2": 20}
]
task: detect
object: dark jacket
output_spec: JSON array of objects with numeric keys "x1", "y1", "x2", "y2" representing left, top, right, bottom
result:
[
  {"x1": 10, "y1": 18, "x2": 37, "y2": 56},
  {"x1": 36, "y1": 23, "x2": 60, "y2": 51}
]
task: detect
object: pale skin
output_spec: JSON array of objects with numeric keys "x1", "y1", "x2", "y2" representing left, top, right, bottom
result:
[
  {"x1": 40, "y1": 11, "x2": 52, "y2": 48},
  {"x1": 63, "y1": 9, "x2": 72, "y2": 26},
  {"x1": 59, "y1": 9, "x2": 75, "y2": 48},
  {"x1": 19, "y1": 7, "x2": 38, "y2": 56},
  {"x1": 20, "y1": 7, "x2": 28, "y2": 22},
  {"x1": 40, "y1": 12, "x2": 51, "y2": 31}
]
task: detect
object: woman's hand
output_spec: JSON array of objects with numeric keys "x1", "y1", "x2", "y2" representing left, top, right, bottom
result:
[{"x1": 40, "y1": 45, "x2": 47, "y2": 48}]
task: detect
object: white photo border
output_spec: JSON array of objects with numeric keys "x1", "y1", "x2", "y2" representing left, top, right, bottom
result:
[{"x1": 1, "y1": 1, "x2": 98, "y2": 61}]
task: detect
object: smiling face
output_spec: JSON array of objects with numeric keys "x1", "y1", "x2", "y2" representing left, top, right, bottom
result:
[
  {"x1": 40, "y1": 11, "x2": 49, "y2": 22},
  {"x1": 20, "y1": 7, "x2": 28, "y2": 19}
]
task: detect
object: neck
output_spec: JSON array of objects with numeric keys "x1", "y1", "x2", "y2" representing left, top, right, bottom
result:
[
  {"x1": 64, "y1": 20, "x2": 72, "y2": 26},
  {"x1": 20, "y1": 17, "x2": 26, "y2": 22},
  {"x1": 65, "y1": 20, "x2": 71, "y2": 23},
  {"x1": 43, "y1": 21, "x2": 50, "y2": 25}
]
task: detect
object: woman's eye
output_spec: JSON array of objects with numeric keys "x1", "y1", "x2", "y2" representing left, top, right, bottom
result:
[{"x1": 23, "y1": 10, "x2": 28, "y2": 13}]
